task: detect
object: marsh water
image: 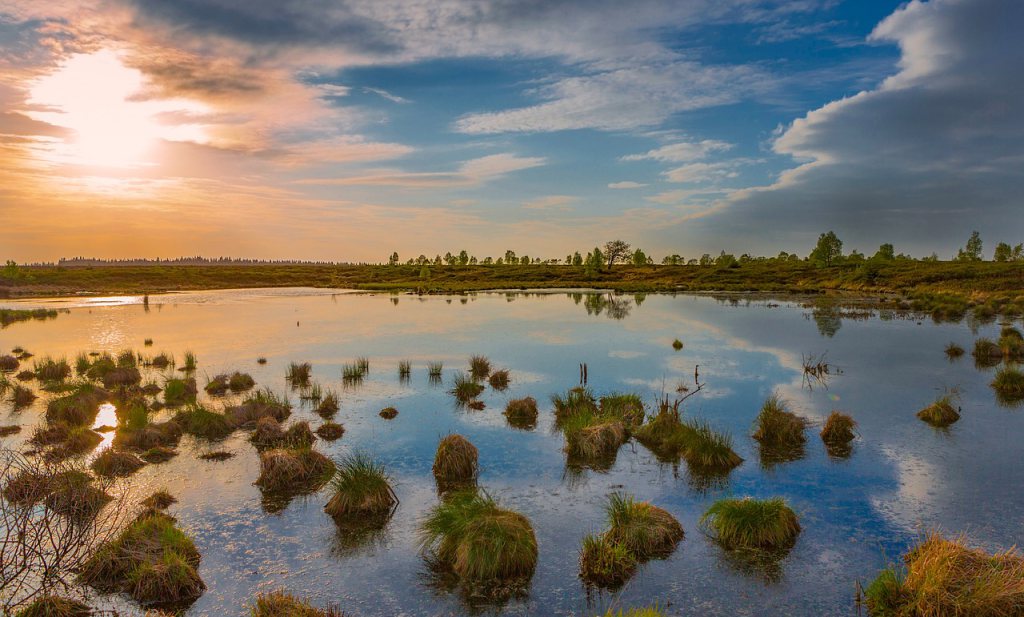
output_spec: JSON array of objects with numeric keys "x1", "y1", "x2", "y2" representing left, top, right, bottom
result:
[{"x1": 1, "y1": 288, "x2": 1022, "y2": 616}]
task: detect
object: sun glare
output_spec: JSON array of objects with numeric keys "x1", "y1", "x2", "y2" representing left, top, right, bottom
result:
[{"x1": 27, "y1": 50, "x2": 207, "y2": 168}]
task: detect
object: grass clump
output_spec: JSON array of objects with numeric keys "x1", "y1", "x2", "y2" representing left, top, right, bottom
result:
[
  {"x1": 752, "y1": 394, "x2": 807, "y2": 448},
  {"x1": 204, "y1": 374, "x2": 230, "y2": 395},
  {"x1": 634, "y1": 406, "x2": 743, "y2": 474},
  {"x1": 316, "y1": 421, "x2": 344, "y2": 440},
  {"x1": 45, "y1": 384, "x2": 108, "y2": 426},
  {"x1": 433, "y1": 434, "x2": 478, "y2": 490},
  {"x1": 427, "y1": 362, "x2": 444, "y2": 379},
  {"x1": 44, "y1": 471, "x2": 112, "y2": 520},
  {"x1": 469, "y1": 355, "x2": 491, "y2": 380},
  {"x1": 286, "y1": 362, "x2": 312, "y2": 385},
  {"x1": 316, "y1": 391, "x2": 339, "y2": 417},
  {"x1": 163, "y1": 378, "x2": 197, "y2": 407},
  {"x1": 180, "y1": 350, "x2": 197, "y2": 372},
  {"x1": 251, "y1": 418, "x2": 316, "y2": 450},
  {"x1": 552, "y1": 387, "x2": 599, "y2": 426},
  {"x1": 0, "y1": 424, "x2": 21, "y2": 436},
  {"x1": 672, "y1": 338, "x2": 684, "y2": 351},
  {"x1": 141, "y1": 489, "x2": 177, "y2": 510},
  {"x1": 700, "y1": 497, "x2": 801, "y2": 550},
  {"x1": 379, "y1": 406, "x2": 398, "y2": 419},
  {"x1": 226, "y1": 389, "x2": 291, "y2": 427},
  {"x1": 34, "y1": 357, "x2": 71, "y2": 382},
  {"x1": 450, "y1": 373, "x2": 484, "y2": 402},
  {"x1": 0, "y1": 354, "x2": 19, "y2": 371},
  {"x1": 945, "y1": 342, "x2": 965, "y2": 359},
  {"x1": 12, "y1": 383, "x2": 37, "y2": 407},
  {"x1": 140, "y1": 446, "x2": 177, "y2": 463},
  {"x1": 30, "y1": 424, "x2": 103, "y2": 458},
  {"x1": 249, "y1": 591, "x2": 344, "y2": 617},
  {"x1": 419, "y1": 488, "x2": 537, "y2": 584},
  {"x1": 917, "y1": 394, "x2": 961, "y2": 428},
  {"x1": 256, "y1": 447, "x2": 335, "y2": 494},
  {"x1": 579, "y1": 532, "x2": 637, "y2": 589},
  {"x1": 992, "y1": 366, "x2": 1024, "y2": 405},
  {"x1": 229, "y1": 372, "x2": 255, "y2": 391},
  {"x1": 820, "y1": 411, "x2": 857, "y2": 457},
  {"x1": 198, "y1": 451, "x2": 234, "y2": 461},
  {"x1": 79, "y1": 510, "x2": 205, "y2": 606},
  {"x1": 174, "y1": 404, "x2": 233, "y2": 440},
  {"x1": 973, "y1": 338, "x2": 1004, "y2": 367},
  {"x1": 488, "y1": 369, "x2": 510, "y2": 391},
  {"x1": 605, "y1": 493, "x2": 684, "y2": 560},
  {"x1": 101, "y1": 367, "x2": 141, "y2": 389},
  {"x1": 563, "y1": 416, "x2": 627, "y2": 467},
  {"x1": 504, "y1": 397, "x2": 538, "y2": 430},
  {"x1": 398, "y1": 360, "x2": 412, "y2": 378},
  {"x1": 13, "y1": 596, "x2": 92, "y2": 617},
  {"x1": 324, "y1": 452, "x2": 397, "y2": 519},
  {"x1": 91, "y1": 448, "x2": 146, "y2": 477},
  {"x1": 864, "y1": 532, "x2": 1024, "y2": 617},
  {"x1": 599, "y1": 393, "x2": 647, "y2": 427}
]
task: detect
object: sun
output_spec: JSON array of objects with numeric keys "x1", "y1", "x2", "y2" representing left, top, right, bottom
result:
[{"x1": 27, "y1": 50, "x2": 206, "y2": 168}]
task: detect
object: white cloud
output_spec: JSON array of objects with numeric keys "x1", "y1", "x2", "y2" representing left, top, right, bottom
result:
[
  {"x1": 362, "y1": 86, "x2": 409, "y2": 103},
  {"x1": 296, "y1": 152, "x2": 545, "y2": 187},
  {"x1": 622, "y1": 139, "x2": 732, "y2": 163},
  {"x1": 664, "y1": 161, "x2": 745, "y2": 183},
  {"x1": 608, "y1": 181, "x2": 647, "y2": 189}
]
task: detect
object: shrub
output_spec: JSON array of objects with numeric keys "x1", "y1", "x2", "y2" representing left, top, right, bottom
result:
[
  {"x1": 917, "y1": 394, "x2": 960, "y2": 427},
  {"x1": 700, "y1": 497, "x2": 801, "y2": 550},
  {"x1": 432, "y1": 434, "x2": 478, "y2": 489},
  {"x1": 605, "y1": 493, "x2": 684, "y2": 560},
  {"x1": 418, "y1": 489, "x2": 537, "y2": 583},
  {"x1": 80, "y1": 510, "x2": 204, "y2": 606},
  {"x1": 324, "y1": 452, "x2": 396, "y2": 519},
  {"x1": 864, "y1": 532, "x2": 1024, "y2": 617},
  {"x1": 504, "y1": 397, "x2": 538, "y2": 430}
]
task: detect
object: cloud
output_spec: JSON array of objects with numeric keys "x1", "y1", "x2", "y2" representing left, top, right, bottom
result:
[
  {"x1": 622, "y1": 139, "x2": 732, "y2": 163},
  {"x1": 362, "y1": 86, "x2": 408, "y2": 103},
  {"x1": 608, "y1": 181, "x2": 647, "y2": 189},
  {"x1": 297, "y1": 153, "x2": 545, "y2": 188},
  {"x1": 700, "y1": 0, "x2": 1024, "y2": 254},
  {"x1": 454, "y1": 61, "x2": 765, "y2": 134},
  {"x1": 522, "y1": 195, "x2": 577, "y2": 211},
  {"x1": 664, "y1": 161, "x2": 748, "y2": 183}
]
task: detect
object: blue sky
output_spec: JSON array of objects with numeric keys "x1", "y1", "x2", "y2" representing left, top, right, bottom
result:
[{"x1": 0, "y1": 0, "x2": 1021, "y2": 262}]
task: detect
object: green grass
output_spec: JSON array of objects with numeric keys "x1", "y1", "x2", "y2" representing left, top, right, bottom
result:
[
  {"x1": 324, "y1": 452, "x2": 397, "y2": 518},
  {"x1": 163, "y1": 377, "x2": 197, "y2": 406},
  {"x1": 286, "y1": 362, "x2": 312, "y2": 385},
  {"x1": 700, "y1": 497, "x2": 801, "y2": 550},
  {"x1": 341, "y1": 363, "x2": 365, "y2": 384},
  {"x1": 605, "y1": 493, "x2": 684, "y2": 559},
  {"x1": 80, "y1": 509, "x2": 204, "y2": 605},
  {"x1": 249, "y1": 591, "x2": 344, "y2": 617},
  {"x1": 599, "y1": 393, "x2": 647, "y2": 427},
  {"x1": 45, "y1": 384, "x2": 108, "y2": 425},
  {"x1": 227, "y1": 388, "x2": 292, "y2": 427},
  {"x1": 174, "y1": 404, "x2": 233, "y2": 440},
  {"x1": 752, "y1": 394, "x2": 807, "y2": 450},
  {"x1": 992, "y1": 366, "x2": 1024, "y2": 405},
  {"x1": 633, "y1": 406, "x2": 742, "y2": 473},
  {"x1": 450, "y1": 372, "x2": 484, "y2": 402},
  {"x1": 552, "y1": 387, "x2": 599, "y2": 425},
  {"x1": 578, "y1": 532, "x2": 637, "y2": 589},
  {"x1": 418, "y1": 488, "x2": 537, "y2": 583}
]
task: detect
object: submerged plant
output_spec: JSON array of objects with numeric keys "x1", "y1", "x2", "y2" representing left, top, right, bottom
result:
[
  {"x1": 324, "y1": 452, "x2": 397, "y2": 519},
  {"x1": 418, "y1": 489, "x2": 538, "y2": 583},
  {"x1": 700, "y1": 497, "x2": 801, "y2": 550}
]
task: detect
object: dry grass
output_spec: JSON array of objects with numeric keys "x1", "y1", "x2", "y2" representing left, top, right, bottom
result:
[
  {"x1": 605, "y1": 493, "x2": 684, "y2": 560},
  {"x1": 469, "y1": 355, "x2": 491, "y2": 380},
  {"x1": 0, "y1": 354, "x2": 19, "y2": 371},
  {"x1": 252, "y1": 418, "x2": 316, "y2": 450},
  {"x1": 316, "y1": 421, "x2": 345, "y2": 440},
  {"x1": 256, "y1": 447, "x2": 335, "y2": 494},
  {"x1": 450, "y1": 373, "x2": 484, "y2": 402},
  {"x1": 432, "y1": 434, "x2": 478, "y2": 489},
  {"x1": 101, "y1": 367, "x2": 141, "y2": 389},
  {"x1": 226, "y1": 389, "x2": 291, "y2": 428},
  {"x1": 198, "y1": 451, "x2": 234, "y2": 462},
  {"x1": 249, "y1": 591, "x2": 345, "y2": 617},
  {"x1": 13, "y1": 596, "x2": 92, "y2": 617},
  {"x1": 90, "y1": 448, "x2": 146, "y2": 478},
  {"x1": 917, "y1": 394, "x2": 961, "y2": 427},
  {"x1": 324, "y1": 452, "x2": 396, "y2": 519},
  {"x1": 141, "y1": 489, "x2": 177, "y2": 510},
  {"x1": 379, "y1": 407, "x2": 398, "y2": 419},
  {"x1": 488, "y1": 369, "x2": 510, "y2": 391},
  {"x1": 46, "y1": 385, "x2": 108, "y2": 426},
  {"x1": 504, "y1": 397, "x2": 538, "y2": 430},
  {"x1": 0, "y1": 424, "x2": 21, "y2": 437},
  {"x1": 579, "y1": 532, "x2": 637, "y2": 589},
  {"x1": 11, "y1": 384, "x2": 36, "y2": 407},
  {"x1": 866, "y1": 532, "x2": 1024, "y2": 617},
  {"x1": 316, "y1": 391, "x2": 340, "y2": 418},
  {"x1": 945, "y1": 342, "x2": 965, "y2": 358},
  {"x1": 992, "y1": 367, "x2": 1024, "y2": 405}
]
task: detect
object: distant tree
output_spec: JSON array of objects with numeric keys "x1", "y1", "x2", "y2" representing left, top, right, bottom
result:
[
  {"x1": 1013, "y1": 244, "x2": 1024, "y2": 261},
  {"x1": 921, "y1": 253, "x2": 939, "y2": 262},
  {"x1": 631, "y1": 248, "x2": 647, "y2": 266},
  {"x1": 776, "y1": 251, "x2": 790, "y2": 261},
  {"x1": 699, "y1": 253, "x2": 713, "y2": 266},
  {"x1": 809, "y1": 231, "x2": 843, "y2": 267},
  {"x1": 572, "y1": 251, "x2": 583, "y2": 266},
  {"x1": 504, "y1": 250, "x2": 517, "y2": 264},
  {"x1": 433, "y1": 255, "x2": 442, "y2": 266},
  {"x1": 873, "y1": 243, "x2": 895, "y2": 261},
  {"x1": 458, "y1": 250, "x2": 469, "y2": 266},
  {"x1": 388, "y1": 252, "x2": 400, "y2": 266},
  {"x1": 603, "y1": 240, "x2": 631, "y2": 269},
  {"x1": 520, "y1": 255, "x2": 530, "y2": 265},
  {"x1": 687, "y1": 258, "x2": 699, "y2": 266},
  {"x1": 584, "y1": 247, "x2": 604, "y2": 277},
  {"x1": 994, "y1": 242, "x2": 1012, "y2": 262},
  {"x1": 495, "y1": 257, "x2": 503, "y2": 265},
  {"x1": 416, "y1": 254, "x2": 429, "y2": 266},
  {"x1": 846, "y1": 250, "x2": 865, "y2": 263},
  {"x1": 956, "y1": 231, "x2": 983, "y2": 262},
  {"x1": 482, "y1": 256, "x2": 493, "y2": 265},
  {"x1": 662, "y1": 254, "x2": 683, "y2": 265},
  {"x1": 715, "y1": 251, "x2": 738, "y2": 268}
]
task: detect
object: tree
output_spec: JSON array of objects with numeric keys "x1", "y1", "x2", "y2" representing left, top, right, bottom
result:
[
  {"x1": 1014, "y1": 244, "x2": 1024, "y2": 261},
  {"x1": 956, "y1": 231, "x2": 983, "y2": 262},
  {"x1": 584, "y1": 247, "x2": 604, "y2": 277},
  {"x1": 994, "y1": 242, "x2": 1012, "y2": 262},
  {"x1": 482, "y1": 256, "x2": 493, "y2": 265},
  {"x1": 873, "y1": 243, "x2": 895, "y2": 261},
  {"x1": 571, "y1": 251, "x2": 583, "y2": 266},
  {"x1": 809, "y1": 231, "x2": 843, "y2": 267},
  {"x1": 603, "y1": 240, "x2": 631, "y2": 269},
  {"x1": 698, "y1": 253, "x2": 713, "y2": 266},
  {"x1": 520, "y1": 255, "x2": 530, "y2": 265},
  {"x1": 715, "y1": 251, "x2": 738, "y2": 268},
  {"x1": 458, "y1": 250, "x2": 469, "y2": 266},
  {"x1": 631, "y1": 248, "x2": 648, "y2": 266},
  {"x1": 504, "y1": 250, "x2": 517, "y2": 264},
  {"x1": 387, "y1": 252, "x2": 399, "y2": 266}
]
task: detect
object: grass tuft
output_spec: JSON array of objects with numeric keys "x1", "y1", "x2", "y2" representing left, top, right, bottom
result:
[
  {"x1": 141, "y1": 489, "x2": 177, "y2": 510},
  {"x1": 672, "y1": 338, "x2": 684, "y2": 351},
  {"x1": 13, "y1": 596, "x2": 92, "y2": 617},
  {"x1": 286, "y1": 362, "x2": 312, "y2": 385},
  {"x1": 256, "y1": 447, "x2": 335, "y2": 494},
  {"x1": 820, "y1": 411, "x2": 857, "y2": 457},
  {"x1": 992, "y1": 366, "x2": 1024, "y2": 405},
  {"x1": 324, "y1": 452, "x2": 396, "y2": 519},
  {"x1": 433, "y1": 434, "x2": 478, "y2": 490},
  {"x1": 488, "y1": 369, "x2": 510, "y2": 391},
  {"x1": 469, "y1": 355, "x2": 491, "y2": 380},
  {"x1": 316, "y1": 391, "x2": 340, "y2": 418},
  {"x1": 917, "y1": 394, "x2": 961, "y2": 427},
  {"x1": 579, "y1": 532, "x2": 637, "y2": 589},
  {"x1": 379, "y1": 407, "x2": 398, "y2": 419},
  {"x1": 605, "y1": 493, "x2": 684, "y2": 560},
  {"x1": 316, "y1": 421, "x2": 345, "y2": 440},
  {"x1": 944, "y1": 342, "x2": 965, "y2": 358},
  {"x1": 700, "y1": 497, "x2": 801, "y2": 550},
  {"x1": 91, "y1": 448, "x2": 146, "y2": 477},
  {"x1": 249, "y1": 590, "x2": 344, "y2": 617},
  {"x1": 174, "y1": 404, "x2": 233, "y2": 440},
  {"x1": 450, "y1": 373, "x2": 484, "y2": 402},
  {"x1": 504, "y1": 397, "x2": 538, "y2": 430}
]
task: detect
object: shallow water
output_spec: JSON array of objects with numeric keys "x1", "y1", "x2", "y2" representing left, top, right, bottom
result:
[{"x1": 1, "y1": 288, "x2": 1021, "y2": 616}]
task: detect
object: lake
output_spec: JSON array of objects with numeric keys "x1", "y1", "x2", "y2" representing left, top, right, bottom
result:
[{"x1": 1, "y1": 288, "x2": 1019, "y2": 616}]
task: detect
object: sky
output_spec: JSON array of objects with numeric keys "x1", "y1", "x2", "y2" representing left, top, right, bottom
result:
[{"x1": 0, "y1": 0, "x2": 1021, "y2": 263}]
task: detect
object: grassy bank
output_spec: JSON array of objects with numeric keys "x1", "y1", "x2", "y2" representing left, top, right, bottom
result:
[{"x1": 1, "y1": 261, "x2": 1023, "y2": 301}]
